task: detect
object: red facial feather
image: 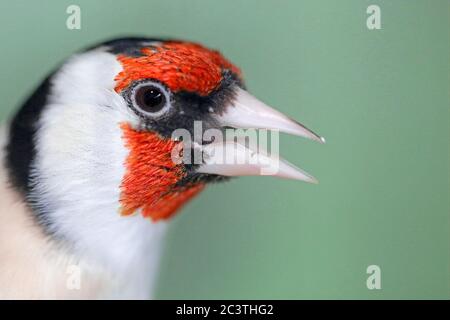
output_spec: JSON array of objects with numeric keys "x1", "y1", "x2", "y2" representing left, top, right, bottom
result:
[
  {"x1": 119, "y1": 123, "x2": 204, "y2": 221},
  {"x1": 114, "y1": 41, "x2": 241, "y2": 95},
  {"x1": 116, "y1": 42, "x2": 238, "y2": 220}
]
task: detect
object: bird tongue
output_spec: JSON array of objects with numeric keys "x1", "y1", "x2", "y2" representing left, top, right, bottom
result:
[{"x1": 196, "y1": 88, "x2": 325, "y2": 183}]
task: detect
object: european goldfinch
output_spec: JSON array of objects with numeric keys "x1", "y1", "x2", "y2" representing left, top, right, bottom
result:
[{"x1": 0, "y1": 38, "x2": 323, "y2": 299}]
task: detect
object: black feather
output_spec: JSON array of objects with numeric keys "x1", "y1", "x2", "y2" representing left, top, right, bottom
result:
[
  {"x1": 84, "y1": 36, "x2": 172, "y2": 57},
  {"x1": 5, "y1": 75, "x2": 53, "y2": 196}
]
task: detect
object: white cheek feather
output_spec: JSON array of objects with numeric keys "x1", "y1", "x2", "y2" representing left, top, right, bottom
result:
[{"x1": 29, "y1": 51, "x2": 168, "y2": 299}]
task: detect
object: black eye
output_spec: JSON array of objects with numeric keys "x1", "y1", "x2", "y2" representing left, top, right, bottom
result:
[{"x1": 133, "y1": 85, "x2": 167, "y2": 114}]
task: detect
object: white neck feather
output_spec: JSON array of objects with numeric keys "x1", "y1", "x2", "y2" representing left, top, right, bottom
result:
[{"x1": 25, "y1": 51, "x2": 169, "y2": 299}]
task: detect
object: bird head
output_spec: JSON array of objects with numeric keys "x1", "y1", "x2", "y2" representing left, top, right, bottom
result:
[{"x1": 6, "y1": 38, "x2": 324, "y2": 229}]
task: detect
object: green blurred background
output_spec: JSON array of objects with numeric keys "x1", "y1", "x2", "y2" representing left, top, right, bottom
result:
[{"x1": 0, "y1": 0, "x2": 448, "y2": 299}]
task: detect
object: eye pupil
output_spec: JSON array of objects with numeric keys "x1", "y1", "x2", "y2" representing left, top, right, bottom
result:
[
  {"x1": 134, "y1": 85, "x2": 166, "y2": 113},
  {"x1": 143, "y1": 89, "x2": 162, "y2": 107}
]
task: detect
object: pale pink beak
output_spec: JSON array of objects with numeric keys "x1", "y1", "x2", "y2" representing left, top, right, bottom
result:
[{"x1": 197, "y1": 88, "x2": 325, "y2": 183}]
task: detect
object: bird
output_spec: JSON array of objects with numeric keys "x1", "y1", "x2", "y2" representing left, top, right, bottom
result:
[{"x1": 0, "y1": 37, "x2": 324, "y2": 299}]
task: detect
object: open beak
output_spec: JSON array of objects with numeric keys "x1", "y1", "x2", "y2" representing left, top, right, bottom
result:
[{"x1": 197, "y1": 88, "x2": 325, "y2": 183}]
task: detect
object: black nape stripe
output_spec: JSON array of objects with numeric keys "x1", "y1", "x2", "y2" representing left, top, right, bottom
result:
[{"x1": 5, "y1": 74, "x2": 53, "y2": 196}]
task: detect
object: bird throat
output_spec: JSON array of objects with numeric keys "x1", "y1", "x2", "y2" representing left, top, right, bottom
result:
[{"x1": 119, "y1": 123, "x2": 204, "y2": 221}]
